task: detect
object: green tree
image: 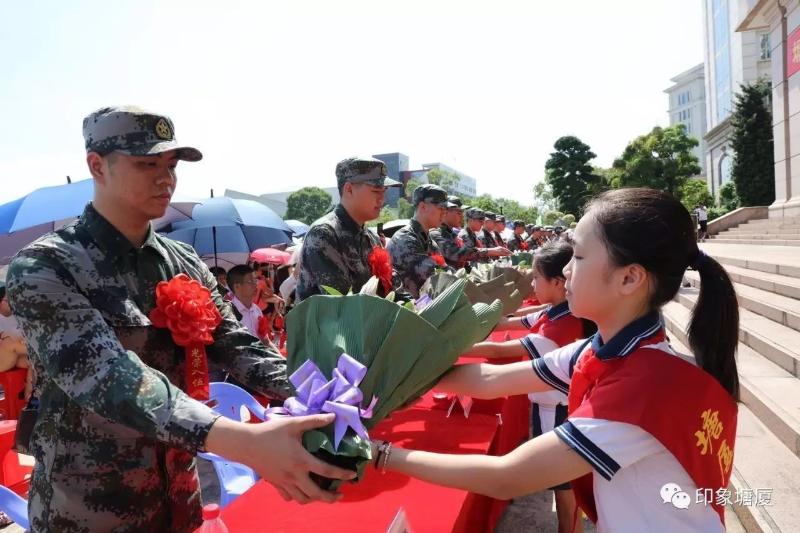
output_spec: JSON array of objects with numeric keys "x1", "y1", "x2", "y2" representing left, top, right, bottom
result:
[
  {"x1": 404, "y1": 178, "x2": 423, "y2": 199},
  {"x1": 592, "y1": 166, "x2": 618, "y2": 193},
  {"x1": 285, "y1": 186, "x2": 333, "y2": 224},
  {"x1": 562, "y1": 214, "x2": 576, "y2": 226},
  {"x1": 496, "y1": 198, "x2": 539, "y2": 224},
  {"x1": 543, "y1": 210, "x2": 564, "y2": 226},
  {"x1": 731, "y1": 79, "x2": 775, "y2": 206},
  {"x1": 612, "y1": 124, "x2": 700, "y2": 196},
  {"x1": 469, "y1": 194, "x2": 501, "y2": 214},
  {"x1": 425, "y1": 168, "x2": 460, "y2": 195},
  {"x1": 375, "y1": 206, "x2": 399, "y2": 224},
  {"x1": 544, "y1": 136, "x2": 601, "y2": 216},
  {"x1": 532, "y1": 181, "x2": 557, "y2": 213},
  {"x1": 396, "y1": 198, "x2": 414, "y2": 219},
  {"x1": 719, "y1": 182, "x2": 740, "y2": 211},
  {"x1": 678, "y1": 179, "x2": 714, "y2": 212}
]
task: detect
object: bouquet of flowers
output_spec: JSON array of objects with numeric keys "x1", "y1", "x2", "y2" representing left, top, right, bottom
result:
[
  {"x1": 490, "y1": 265, "x2": 535, "y2": 297},
  {"x1": 423, "y1": 270, "x2": 525, "y2": 316},
  {"x1": 283, "y1": 277, "x2": 502, "y2": 488},
  {"x1": 511, "y1": 252, "x2": 534, "y2": 268}
]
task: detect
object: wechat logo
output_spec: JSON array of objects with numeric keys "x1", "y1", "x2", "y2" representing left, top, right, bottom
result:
[{"x1": 661, "y1": 483, "x2": 691, "y2": 510}]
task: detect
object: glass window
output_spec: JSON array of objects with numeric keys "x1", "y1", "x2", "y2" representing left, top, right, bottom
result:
[
  {"x1": 760, "y1": 33, "x2": 771, "y2": 60},
  {"x1": 712, "y1": 0, "x2": 732, "y2": 124},
  {"x1": 719, "y1": 154, "x2": 732, "y2": 186}
]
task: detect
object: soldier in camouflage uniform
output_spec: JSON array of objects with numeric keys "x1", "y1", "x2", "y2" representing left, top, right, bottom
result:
[
  {"x1": 297, "y1": 157, "x2": 402, "y2": 301},
  {"x1": 430, "y1": 197, "x2": 510, "y2": 269},
  {"x1": 493, "y1": 215, "x2": 507, "y2": 247},
  {"x1": 506, "y1": 220, "x2": 529, "y2": 251},
  {"x1": 387, "y1": 184, "x2": 452, "y2": 298},
  {"x1": 480, "y1": 211, "x2": 499, "y2": 248},
  {"x1": 7, "y1": 106, "x2": 352, "y2": 532},
  {"x1": 458, "y1": 208, "x2": 487, "y2": 250}
]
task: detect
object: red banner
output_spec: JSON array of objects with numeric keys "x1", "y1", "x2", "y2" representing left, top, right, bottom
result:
[{"x1": 787, "y1": 26, "x2": 800, "y2": 78}]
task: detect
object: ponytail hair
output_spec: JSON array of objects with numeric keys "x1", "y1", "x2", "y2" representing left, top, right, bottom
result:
[
  {"x1": 586, "y1": 188, "x2": 740, "y2": 400},
  {"x1": 687, "y1": 251, "x2": 740, "y2": 400}
]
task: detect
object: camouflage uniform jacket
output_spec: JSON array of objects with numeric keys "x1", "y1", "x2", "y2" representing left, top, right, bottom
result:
[
  {"x1": 481, "y1": 229, "x2": 498, "y2": 248},
  {"x1": 296, "y1": 204, "x2": 387, "y2": 301},
  {"x1": 387, "y1": 219, "x2": 445, "y2": 298},
  {"x1": 493, "y1": 231, "x2": 506, "y2": 247},
  {"x1": 458, "y1": 227, "x2": 484, "y2": 249},
  {"x1": 429, "y1": 223, "x2": 488, "y2": 269},
  {"x1": 507, "y1": 234, "x2": 526, "y2": 252},
  {"x1": 6, "y1": 203, "x2": 290, "y2": 533}
]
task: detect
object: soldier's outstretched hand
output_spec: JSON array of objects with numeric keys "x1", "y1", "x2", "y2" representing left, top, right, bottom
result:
[{"x1": 205, "y1": 413, "x2": 356, "y2": 504}]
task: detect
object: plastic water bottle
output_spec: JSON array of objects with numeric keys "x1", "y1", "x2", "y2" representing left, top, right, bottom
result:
[{"x1": 195, "y1": 504, "x2": 229, "y2": 533}]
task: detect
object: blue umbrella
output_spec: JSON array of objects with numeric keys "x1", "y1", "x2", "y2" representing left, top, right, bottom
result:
[
  {"x1": 0, "y1": 179, "x2": 200, "y2": 264},
  {"x1": 167, "y1": 197, "x2": 292, "y2": 268},
  {"x1": 0, "y1": 179, "x2": 94, "y2": 233},
  {"x1": 0, "y1": 178, "x2": 200, "y2": 233},
  {"x1": 284, "y1": 219, "x2": 310, "y2": 237}
]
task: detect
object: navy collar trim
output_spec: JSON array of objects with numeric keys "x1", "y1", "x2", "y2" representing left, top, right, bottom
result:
[
  {"x1": 591, "y1": 311, "x2": 663, "y2": 360},
  {"x1": 546, "y1": 300, "x2": 571, "y2": 320}
]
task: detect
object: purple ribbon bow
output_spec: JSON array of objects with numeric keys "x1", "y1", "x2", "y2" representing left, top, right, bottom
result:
[
  {"x1": 283, "y1": 353, "x2": 378, "y2": 449},
  {"x1": 414, "y1": 294, "x2": 433, "y2": 312}
]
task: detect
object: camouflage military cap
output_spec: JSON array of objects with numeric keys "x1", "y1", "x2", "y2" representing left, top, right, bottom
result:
[
  {"x1": 484, "y1": 211, "x2": 497, "y2": 221},
  {"x1": 83, "y1": 106, "x2": 202, "y2": 161},
  {"x1": 465, "y1": 207, "x2": 485, "y2": 220},
  {"x1": 446, "y1": 195, "x2": 463, "y2": 209},
  {"x1": 335, "y1": 157, "x2": 401, "y2": 189},
  {"x1": 513, "y1": 220, "x2": 525, "y2": 228},
  {"x1": 412, "y1": 184, "x2": 448, "y2": 207},
  {"x1": 497, "y1": 215, "x2": 506, "y2": 223}
]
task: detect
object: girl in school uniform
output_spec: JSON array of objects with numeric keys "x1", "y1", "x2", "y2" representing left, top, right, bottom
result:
[
  {"x1": 462, "y1": 240, "x2": 591, "y2": 533},
  {"x1": 371, "y1": 188, "x2": 739, "y2": 533}
]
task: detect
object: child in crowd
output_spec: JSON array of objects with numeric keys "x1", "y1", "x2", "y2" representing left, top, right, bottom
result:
[{"x1": 372, "y1": 188, "x2": 740, "y2": 533}]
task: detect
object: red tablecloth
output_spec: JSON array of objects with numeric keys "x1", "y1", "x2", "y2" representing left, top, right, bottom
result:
[
  {"x1": 221, "y1": 398, "x2": 501, "y2": 532},
  {"x1": 222, "y1": 329, "x2": 533, "y2": 532}
]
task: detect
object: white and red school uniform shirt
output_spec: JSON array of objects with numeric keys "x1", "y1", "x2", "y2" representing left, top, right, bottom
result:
[
  {"x1": 518, "y1": 301, "x2": 584, "y2": 407},
  {"x1": 231, "y1": 296, "x2": 267, "y2": 339},
  {"x1": 531, "y1": 312, "x2": 736, "y2": 533}
]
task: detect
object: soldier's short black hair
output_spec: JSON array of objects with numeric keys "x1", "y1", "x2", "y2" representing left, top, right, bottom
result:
[{"x1": 227, "y1": 264, "x2": 254, "y2": 289}]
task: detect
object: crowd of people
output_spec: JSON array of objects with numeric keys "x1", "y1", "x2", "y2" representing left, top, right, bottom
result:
[{"x1": 1, "y1": 106, "x2": 740, "y2": 532}]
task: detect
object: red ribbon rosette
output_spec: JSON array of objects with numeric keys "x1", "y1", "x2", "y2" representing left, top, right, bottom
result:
[
  {"x1": 149, "y1": 274, "x2": 222, "y2": 400},
  {"x1": 456, "y1": 237, "x2": 465, "y2": 248},
  {"x1": 430, "y1": 253, "x2": 446, "y2": 267},
  {"x1": 368, "y1": 246, "x2": 393, "y2": 293},
  {"x1": 520, "y1": 241, "x2": 528, "y2": 251}
]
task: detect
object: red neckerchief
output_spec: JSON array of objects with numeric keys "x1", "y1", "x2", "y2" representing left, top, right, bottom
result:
[{"x1": 567, "y1": 329, "x2": 737, "y2": 525}]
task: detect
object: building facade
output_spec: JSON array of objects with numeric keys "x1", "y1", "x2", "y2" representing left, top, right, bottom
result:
[
  {"x1": 225, "y1": 187, "x2": 340, "y2": 218},
  {"x1": 665, "y1": 63, "x2": 709, "y2": 176},
  {"x1": 739, "y1": 0, "x2": 800, "y2": 217},
  {"x1": 373, "y1": 153, "x2": 410, "y2": 207},
  {"x1": 419, "y1": 162, "x2": 477, "y2": 198},
  {"x1": 703, "y1": 0, "x2": 773, "y2": 196}
]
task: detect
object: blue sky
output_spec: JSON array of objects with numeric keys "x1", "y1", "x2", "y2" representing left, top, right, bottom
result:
[{"x1": 0, "y1": 0, "x2": 705, "y2": 204}]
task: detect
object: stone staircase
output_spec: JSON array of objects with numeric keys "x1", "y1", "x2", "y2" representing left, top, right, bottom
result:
[
  {"x1": 663, "y1": 241, "x2": 800, "y2": 532},
  {"x1": 710, "y1": 216, "x2": 800, "y2": 246}
]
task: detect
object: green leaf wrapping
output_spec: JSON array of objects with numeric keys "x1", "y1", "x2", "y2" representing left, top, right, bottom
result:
[{"x1": 285, "y1": 282, "x2": 502, "y2": 487}]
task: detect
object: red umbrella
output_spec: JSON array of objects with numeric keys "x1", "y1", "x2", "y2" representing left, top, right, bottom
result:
[{"x1": 250, "y1": 248, "x2": 291, "y2": 265}]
